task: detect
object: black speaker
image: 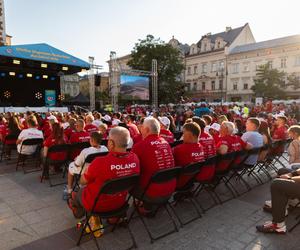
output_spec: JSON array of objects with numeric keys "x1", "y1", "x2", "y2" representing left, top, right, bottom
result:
[{"x1": 95, "y1": 75, "x2": 101, "y2": 86}]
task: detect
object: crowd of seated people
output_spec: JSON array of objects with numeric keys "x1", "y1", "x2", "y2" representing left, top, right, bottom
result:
[{"x1": 0, "y1": 105, "x2": 298, "y2": 236}]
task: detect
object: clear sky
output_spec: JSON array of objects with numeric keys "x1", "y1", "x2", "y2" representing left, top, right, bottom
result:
[{"x1": 5, "y1": 0, "x2": 300, "y2": 71}]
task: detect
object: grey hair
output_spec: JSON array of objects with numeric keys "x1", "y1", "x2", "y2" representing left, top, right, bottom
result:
[
  {"x1": 143, "y1": 117, "x2": 160, "y2": 134},
  {"x1": 109, "y1": 126, "x2": 130, "y2": 148},
  {"x1": 222, "y1": 121, "x2": 235, "y2": 134}
]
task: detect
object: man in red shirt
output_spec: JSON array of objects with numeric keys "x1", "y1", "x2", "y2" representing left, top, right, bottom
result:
[
  {"x1": 69, "y1": 119, "x2": 90, "y2": 144},
  {"x1": 69, "y1": 119, "x2": 90, "y2": 160},
  {"x1": 131, "y1": 117, "x2": 176, "y2": 214},
  {"x1": 271, "y1": 116, "x2": 288, "y2": 155},
  {"x1": 84, "y1": 115, "x2": 99, "y2": 134},
  {"x1": 272, "y1": 116, "x2": 288, "y2": 141},
  {"x1": 173, "y1": 122, "x2": 204, "y2": 189},
  {"x1": 192, "y1": 117, "x2": 217, "y2": 182},
  {"x1": 68, "y1": 127, "x2": 140, "y2": 220},
  {"x1": 158, "y1": 116, "x2": 175, "y2": 143},
  {"x1": 126, "y1": 115, "x2": 140, "y2": 139},
  {"x1": 64, "y1": 118, "x2": 76, "y2": 141}
]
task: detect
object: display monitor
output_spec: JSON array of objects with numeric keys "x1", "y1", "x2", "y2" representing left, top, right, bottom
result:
[{"x1": 120, "y1": 74, "x2": 149, "y2": 100}]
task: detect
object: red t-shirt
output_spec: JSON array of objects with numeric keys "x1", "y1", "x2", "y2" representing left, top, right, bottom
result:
[
  {"x1": 42, "y1": 122, "x2": 52, "y2": 139},
  {"x1": 127, "y1": 123, "x2": 140, "y2": 139},
  {"x1": 199, "y1": 132, "x2": 216, "y2": 159},
  {"x1": 43, "y1": 135, "x2": 67, "y2": 161},
  {"x1": 272, "y1": 125, "x2": 288, "y2": 154},
  {"x1": 0, "y1": 123, "x2": 7, "y2": 142},
  {"x1": 69, "y1": 131, "x2": 90, "y2": 159},
  {"x1": 3, "y1": 128, "x2": 20, "y2": 145},
  {"x1": 197, "y1": 131, "x2": 217, "y2": 182},
  {"x1": 84, "y1": 124, "x2": 99, "y2": 134},
  {"x1": 131, "y1": 134, "x2": 176, "y2": 198},
  {"x1": 216, "y1": 135, "x2": 246, "y2": 171},
  {"x1": 64, "y1": 127, "x2": 76, "y2": 141},
  {"x1": 82, "y1": 151, "x2": 140, "y2": 212},
  {"x1": 173, "y1": 143, "x2": 204, "y2": 188},
  {"x1": 272, "y1": 126, "x2": 287, "y2": 140},
  {"x1": 160, "y1": 129, "x2": 175, "y2": 144},
  {"x1": 133, "y1": 134, "x2": 143, "y2": 144},
  {"x1": 212, "y1": 133, "x2": 220, "y2": 144},
  {"x1": 69, "y1": 131, "x2": 90, "y2": 144}
]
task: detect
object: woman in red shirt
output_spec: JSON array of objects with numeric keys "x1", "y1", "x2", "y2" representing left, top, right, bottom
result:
[
  {"x1": 3, "y1": 116, "x2": 21, "y2": 159},
  {"x1": 43, "y1": 123, "x2": 67, "y2": 174}
]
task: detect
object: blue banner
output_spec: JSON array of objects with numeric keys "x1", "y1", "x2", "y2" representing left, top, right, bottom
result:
[
  {"x1": 45, "y1": 90, "x2": 56, "y2": 107},
  {"x1": 0, "y1": 43, "x2": 90, "y2": 68}
]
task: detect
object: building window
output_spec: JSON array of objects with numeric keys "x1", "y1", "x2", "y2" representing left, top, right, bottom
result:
[
  {"x1": 211, "y1": 81, "x2": 215, "y2": 90},
  {"x1": 193, "y1": 82, "x2": 197, "y2": 91},
  {"x1": 243, "y1": 63, "x2": 249, "y2": 72},
  {"x1": 267, "y1": 61, "x2": 273, "y2": 69},
  {"x1": 295, "y1": 56, "x2": 300, "y2": 66},
  {"x1": 281, "y1": 58, "x2": 287, "y2": 68},
  {"x1": 194, "y1": 65, "x2": 198, "y2": 75},
  {"x1": 243, "y1": 83, "x2": 248, "y2": 90},
  {"x1": 202, "y1": 64, "x2": 207, "y2": 73},
  {"x1": 232, "y1": 63, "x2": 239, "y2": 74},
  {"x1": 219, "y1": 61, "x2": 224, "y2": 70},
  {"x1": 202, "y1": 82, "x2": 206, "y2": 90},
  {"x1": 212, "y1": 63, "x2": 217, "y2": 72},
  {"x1": 219, "y1": 80, "x2": 223, "y2": 90},
  {"x1": 204, "y1": 43, "x2": 207, "y2": 52},
  {"x1": 233, "y1": 82, "x2": 238, "y2": 90},
  {"x1": 187, "y1": 67, "x2": 191, "y2": 75}
]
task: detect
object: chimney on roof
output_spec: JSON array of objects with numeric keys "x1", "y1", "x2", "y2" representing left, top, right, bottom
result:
[
  {"x1": 225, "y1": 26, "x2": 232, "y2": 32},
  {"x1": 206, "y1": 32, "x2": 211, "y2": 36}
]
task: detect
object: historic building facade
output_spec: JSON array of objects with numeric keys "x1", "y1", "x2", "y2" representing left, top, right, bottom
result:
[
  {"x1": 227, "y1": 35, "x2": 300, "y2": 102},
  {"x1": 184, "y1": 23, "x2": 255, "y2": 102},
  {"x1": 108, "y1": 23, "x2": 300, "y2": 103}
]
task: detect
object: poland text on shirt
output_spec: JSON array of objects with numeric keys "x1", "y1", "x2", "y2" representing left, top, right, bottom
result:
[{"x1": 111, "y1": 162, "x2": 137, "y2": 171}]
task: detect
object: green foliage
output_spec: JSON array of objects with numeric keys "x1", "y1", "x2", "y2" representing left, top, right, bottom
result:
[
  {"x1": 252, "y1": 63, "x2": 300, "y2": 99},
  {"x1": 286, "y1": 73, "x2": 300, "y2": 90},
  {"x1": 128, "y1": 35, "x2": 185, "y2": 104},
  {"x1": 251, "y1": 63, "x2": 286, "y2": 98}
]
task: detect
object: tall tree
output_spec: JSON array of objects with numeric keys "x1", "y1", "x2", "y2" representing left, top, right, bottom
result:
[
  {"x1": 128, "y1": 35, "x2": 185, "y2": 104},
  {"x1": 286, "y1": 73, "x2": 300, "y2": 90},
  {"x1": 251, "y1": 63, "x2": 286, "y2": 99}
]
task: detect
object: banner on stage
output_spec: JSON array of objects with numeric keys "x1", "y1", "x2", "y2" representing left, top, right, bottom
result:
[{"x1": 45, "y1": 90, "x2": 56, "y2": 106}]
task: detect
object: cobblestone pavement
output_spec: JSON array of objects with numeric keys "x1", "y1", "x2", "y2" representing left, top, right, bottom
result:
[{"x1": 0, "y1": 157, "x2": 299, "y2": 250}]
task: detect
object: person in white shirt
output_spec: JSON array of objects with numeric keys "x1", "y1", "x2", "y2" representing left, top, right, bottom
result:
[
  {"x1": 66, "y1": 131, "x2": 108, "y2": 195},
  {"x1": 92, "y1": 112, "x2": 103, "y2": 128},
  {"x1": 16, "y1": 115, "x2": 44, "y2": 155}
]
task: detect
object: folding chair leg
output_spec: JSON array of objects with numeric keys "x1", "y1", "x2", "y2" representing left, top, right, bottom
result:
[
  {"x1": 170, "y1": 198, "x2": 201, "y2": 227},
  {"x1": 77, "y1": 215, "x2": 101, "y2": 250}
]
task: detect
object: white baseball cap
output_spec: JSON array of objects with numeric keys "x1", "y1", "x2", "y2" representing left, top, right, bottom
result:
[
  {"x1": 209, "y1": 123, "x2": 220, "y2": 132},
  {"x1": 47, "y1": 115, "x2": 58, "y2": 122},
  {"x1": 112, "y1": 119, "x2": 120, "y2": 126},
  {"x1": 103, "y1": 114, "x2": 111, "y2": 122},
  {"x1": 158, "y1": 116, "x2": 170, "y2": 127}
]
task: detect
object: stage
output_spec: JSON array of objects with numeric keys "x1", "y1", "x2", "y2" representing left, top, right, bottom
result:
[{"x1": 0, "y1": 43, "x2": 89, "y2": 107}]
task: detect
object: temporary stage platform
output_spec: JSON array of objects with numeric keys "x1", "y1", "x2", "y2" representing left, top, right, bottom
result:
[{"x1": 0, "y1": 43, "x2": 90, "y2": 107}]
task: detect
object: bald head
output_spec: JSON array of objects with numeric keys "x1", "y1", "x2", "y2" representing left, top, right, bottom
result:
[{"x1": 109, "y1": 126, "x2": 130, "y2": 149}]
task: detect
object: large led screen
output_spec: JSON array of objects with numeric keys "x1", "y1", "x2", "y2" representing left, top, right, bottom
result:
[{"x1": 120, "y1": 74, "x2": 150, "y2": 100}]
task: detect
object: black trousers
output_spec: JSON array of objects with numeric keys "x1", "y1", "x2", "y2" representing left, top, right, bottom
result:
[{"x1": 271, "y1": 178, "x2": 300, "y2": 223}]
